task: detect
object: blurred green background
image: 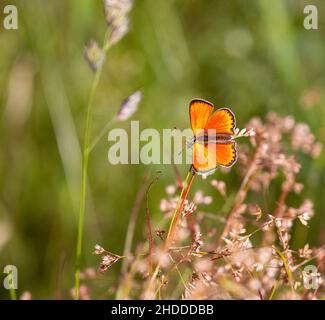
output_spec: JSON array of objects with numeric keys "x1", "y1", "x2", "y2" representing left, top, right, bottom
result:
[{"x1": 0, "y1": 0, "x2": 324, "y2": 299}]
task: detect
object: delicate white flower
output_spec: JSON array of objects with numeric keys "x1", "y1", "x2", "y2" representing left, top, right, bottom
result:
[
  {"x1": 94, "y1": 244, "x2": 105, "y2": 254},
  {"x1": 299, "y1": 244, "x2": 313, "y2": 258},
  {"x1": 211, "y1": 180, "x2": 227, "y2": 197},
  {"x1": 253, "y1": 263, "x2": 264, "y2": 272},
  {"x1": 298, "y1": 212, "x2": 312, "y2": 226},
  {"x1": 165, "y1": 185, "x2": 176, "y2": 195}
]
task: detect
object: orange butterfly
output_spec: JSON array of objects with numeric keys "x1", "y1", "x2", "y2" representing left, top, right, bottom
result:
[{"x1": 189, "y1": 99, "x2": 237, "y2": 175}]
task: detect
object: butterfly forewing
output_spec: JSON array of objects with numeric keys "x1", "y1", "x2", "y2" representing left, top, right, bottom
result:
[
  {"x1": 189, "y1": 99, "x2": 213, "y2": 134},
  {"x1": 204, "y1": 108, "x2": 236, "y2": 135}
]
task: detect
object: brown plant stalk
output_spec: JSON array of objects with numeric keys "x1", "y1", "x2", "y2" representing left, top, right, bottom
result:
[{"x1": 218, "y1": 143, "x2": 262, "y2": 246}]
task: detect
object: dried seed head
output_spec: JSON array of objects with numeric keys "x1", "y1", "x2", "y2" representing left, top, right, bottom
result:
[
  {"x1": 190, "y1": 232, "x2": 203, "y2": 256},
  {"x1": 70, "y1": 285, "x2": 91, "y2": 300},
  {"x1": 211, "y1": 179, "x2": 227, "y2": 198},
  {"x1": 297, "y1": 200, "x2": 314, "y2": 226},
  {"x1": 293, "y1": 183, "x2": 304, "y2": 194},
  {"x1": 155, "y1": 227, "x2": 165, "y2": 240},
  {"x1": 247, "y1": 204, "x2": 262, "y2": 220},
  {"x1": 109, "y1": 16, "x2": 130, "y2": 45},
  {"x1": 159, "y1": 274, "x2": 168, "y2": 287},
  {"x1": 84, "y1": 39, "x2": 105, "y2": 72},
  {"x1": 80, "y1": 268, "x2": 97, "y2": 280},
  {"x1": 116, "y1": 90, "x2": 142, "y2": 121},
  {"x1": 99, "y1": 254, "x2": 119, "y2": 272},
  {"x1": 160, "y1": 196, "x2": 179, "y2": 218},
  {"x1": 298, "y1": 212, "x2": 312, "y2": 226},
  {"x1": 183, "y1": 201, "x2": 197, "y2": 217},
  {"x1": 232, "y1": 266, "x2": 244, "y2": 282},
  {"x1": 193, "y1": 190, "x2": 212, "y2": 205},
  {"x1": 103, "y1": 0, "x2": 133, "y2": 26}
]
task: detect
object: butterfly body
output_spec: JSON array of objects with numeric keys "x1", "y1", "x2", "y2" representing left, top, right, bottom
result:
[
  {"x1": 189, "y1": 99, "x2": 237, "y2": 175},
  {"x1": 195, "y1": 132, "x2": 233, "y2": 144}
]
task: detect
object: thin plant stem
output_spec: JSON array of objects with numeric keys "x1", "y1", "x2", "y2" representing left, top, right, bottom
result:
[
  {"x1": 268, "y1": 282, "x2": 278, "y2": 300},
  {"x1": 218, "y1": 143, "x2": 262, "y2": 246},
  {"x1": 145, "y1": 166, "x2": 196, "y2": 297},
  {"x1": 292, "y1": 245, "x2": 325, "y2": 272},
  {"x1": 145, "y1": 172, "x2": 163, "y2": 274},
  {"x1": 74, "y1": 30, "x2": 111, "y2": 300},
  {"x1": 166, "y1": 168, "x2": 192, "y2": 240},
  {"x1": 155, "y1": 283, "x2": 162, "y2": 300},
  {"x1": 9, "y1": 287, "x2": 16, "y2": 300},
  {"x1": 117, "y1": 216, "x2": 169, "y2": 299},
  {"x1": 272, "y1": 245, "x2": 294, "y2": 292},
  {"x1": 262, "y1": 180, "x2": 293, "y2": 245},
  {"x1": 166, "y1": 169, "x2": 196, "y2": 248},
  {"x1": 120, "y1": 169, "x2": 152, "y2": 273},
  {"x1": 172, "y1": 163, "x2": 183, "y2": 190},
  {"x1": 168, "y1": 254, "x2": 187, "y2": 288},
  {"x1": 88, "y1": 118, "x2": 115, "y2": 153}
]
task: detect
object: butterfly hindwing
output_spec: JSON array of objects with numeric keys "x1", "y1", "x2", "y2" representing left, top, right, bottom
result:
[
  {"x1": 214, "y1": 141, "x2": 237, "y2": 167},
  {"x1": 192, "y1": 141, "x2": 217, "y2": 175},
  {"x1": 193, "y1": 141, "x2": 237, "y2": 174}
]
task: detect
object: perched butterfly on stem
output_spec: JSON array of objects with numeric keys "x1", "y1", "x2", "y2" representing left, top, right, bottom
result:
[{"x1": 189, "y1": 99, "x2": 237, "y2": 175}]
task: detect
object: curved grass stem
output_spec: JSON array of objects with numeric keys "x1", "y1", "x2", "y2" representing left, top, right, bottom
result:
[
  {"x1": 74, "y1": 30, "x2": 111, "y2": 300},
  {"x1": 145, "y1": 166, "x2": 196, "y2": 298},
  {"x1": 145, "y1": 172, "x2": 163, "y2": 274},
  {"x1": 166, "y1": 168, "x2": 196, "y2": 248}
]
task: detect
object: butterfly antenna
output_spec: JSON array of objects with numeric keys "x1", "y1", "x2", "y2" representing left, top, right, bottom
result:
[{"x1": 177, "y1": 137, "x2": 195, "y2": 157}]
